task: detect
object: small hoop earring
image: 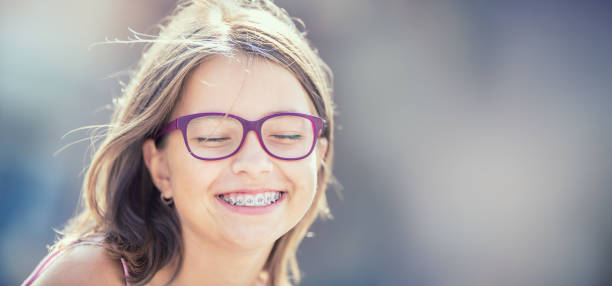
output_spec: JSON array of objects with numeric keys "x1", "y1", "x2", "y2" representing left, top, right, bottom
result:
[{"x1": 160, "y1": 192, "x2": 173, "y2": 206}]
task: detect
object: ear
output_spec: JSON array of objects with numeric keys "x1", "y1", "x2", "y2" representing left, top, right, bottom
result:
[
  {"x1": 142, "y1": 139, "x2": 173, "y2": 198},
  {"x1": 316, "y1": 137, "x2": 328, "y2": 169}
]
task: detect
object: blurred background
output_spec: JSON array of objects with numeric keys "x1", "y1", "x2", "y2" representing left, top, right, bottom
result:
[{"x1": 1, "y1": 0, "x2": 611, "y2": 285}]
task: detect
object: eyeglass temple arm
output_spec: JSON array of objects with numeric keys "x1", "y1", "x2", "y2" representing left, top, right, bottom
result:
[{"x1": 156, "y1": 119, "x2": 179, "y2": 140}]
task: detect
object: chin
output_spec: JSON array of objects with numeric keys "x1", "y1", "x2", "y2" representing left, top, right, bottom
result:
[{"x1": 223, "y1": 225, "x2": 286, "y2": 250}]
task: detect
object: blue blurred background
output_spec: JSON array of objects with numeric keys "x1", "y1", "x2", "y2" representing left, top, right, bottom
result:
[{"x1": 2, "y1": 0, "x2": 611, "y2": 285}]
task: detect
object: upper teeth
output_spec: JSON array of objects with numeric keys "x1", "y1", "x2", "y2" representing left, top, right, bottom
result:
[{"x1": 220, "y1": 192, "x2": 282, "y2": 207}]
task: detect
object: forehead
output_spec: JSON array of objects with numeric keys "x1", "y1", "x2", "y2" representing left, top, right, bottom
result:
[{"x1": 173, "y1": 54, "x2": 315, "y2": 120}]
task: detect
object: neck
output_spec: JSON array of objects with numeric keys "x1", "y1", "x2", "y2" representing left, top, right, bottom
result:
[{"x1": 149, "y1": 230, "x2": 273, "y2": 286}]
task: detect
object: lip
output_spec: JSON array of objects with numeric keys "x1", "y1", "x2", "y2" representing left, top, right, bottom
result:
[
  {"x1": 215, "y1": 191, "x2": 287, "y2": 215},
  {"x1": 215, "y1": 188, "x2": 284, "y2": 196}
]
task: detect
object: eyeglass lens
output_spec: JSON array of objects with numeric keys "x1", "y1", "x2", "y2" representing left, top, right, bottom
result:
[{"x1": 185, "y1": 115, "x2": 315, "y2": 159}]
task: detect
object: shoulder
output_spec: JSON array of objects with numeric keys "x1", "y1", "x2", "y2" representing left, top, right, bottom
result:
[{"x1": 29, "y1": 244, "x2": 126, "y2": 286}]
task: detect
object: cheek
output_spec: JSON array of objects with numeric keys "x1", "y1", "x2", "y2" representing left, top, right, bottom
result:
[
  {"x1": 166, "y1": 137, "x2": 224, "y2": 198},
  {"x1": 284, "y1": 156, "x2": 319, "y2": 199},
  {"x1": 284, "y1": 157, "x2": 320, "y2": 229},
  {"x1": 171, "y1": 162, "x2": 221, "y2": 196}
]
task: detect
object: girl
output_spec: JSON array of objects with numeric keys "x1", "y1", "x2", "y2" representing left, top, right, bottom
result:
[{"x1": 23, "y1": 0, "x2": 335, "y2": 285}]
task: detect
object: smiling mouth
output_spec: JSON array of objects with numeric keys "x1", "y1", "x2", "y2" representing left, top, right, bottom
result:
[{"x1": 217, "y1": 191, "x2": 286, "y2": 207}]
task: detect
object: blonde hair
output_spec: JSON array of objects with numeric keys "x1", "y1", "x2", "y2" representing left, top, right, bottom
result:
[{"x1": 51, "y1": 0, "x2": 335, "y2": 285}]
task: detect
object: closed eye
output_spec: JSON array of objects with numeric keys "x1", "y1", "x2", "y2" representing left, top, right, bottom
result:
[
  {"x1": 197, "y1": 137, "x2": 230, "y2": 142},
  {"x1": 271, "y1": 134, "x2": 302, "y2": 140}
]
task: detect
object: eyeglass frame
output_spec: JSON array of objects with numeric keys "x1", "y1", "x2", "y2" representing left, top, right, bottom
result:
[{"x1": 155, "y1": 112, "x2": 325, "y2": 161}]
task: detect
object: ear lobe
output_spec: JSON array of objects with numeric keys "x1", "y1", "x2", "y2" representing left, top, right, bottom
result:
[
  {"x1": 317, "y1": 137, "x2": 328, "y2": 167},
  {"x1": 142, "y1": 139, "x2": 173, "y2": 197}
]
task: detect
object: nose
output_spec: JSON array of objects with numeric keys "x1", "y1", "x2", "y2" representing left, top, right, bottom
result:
[{"x1": 230, "y1": 131, "x2": 273, "y2": 177}]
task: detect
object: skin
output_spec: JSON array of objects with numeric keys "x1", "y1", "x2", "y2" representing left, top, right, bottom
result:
[
  {"x1": 29, "y1": 54, "x2": 327, "y2": 286},
  {"x1": 141, "y1": 54, "x2": 328, "y2": 285},
  {"x1": 29, "y1": 245, "x2": 126, "y2": 286}
]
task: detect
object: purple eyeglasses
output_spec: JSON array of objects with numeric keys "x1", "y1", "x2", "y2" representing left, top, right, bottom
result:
[{"x1": 156, "y1": 112, "x2": 325, "y2": 161}]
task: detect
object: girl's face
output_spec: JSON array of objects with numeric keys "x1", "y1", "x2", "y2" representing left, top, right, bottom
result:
[{"x1": 144, "y1": 54, "x2": 327, "y2": 250}]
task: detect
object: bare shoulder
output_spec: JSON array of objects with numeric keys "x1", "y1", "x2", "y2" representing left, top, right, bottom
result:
[{"x1": 30, "y1": 244, "x2": 126, "y2": 286}]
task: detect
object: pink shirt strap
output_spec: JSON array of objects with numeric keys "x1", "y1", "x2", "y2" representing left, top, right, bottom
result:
[
  {"x1": 120, "y1": 257, "x2": 131, "y2": 286},
  {"x1": 23, "y1": 240, "x2": 130, "y2": 286},
  {"x1": 23, "y1": 248, "x2": 64, "y2": 286}
]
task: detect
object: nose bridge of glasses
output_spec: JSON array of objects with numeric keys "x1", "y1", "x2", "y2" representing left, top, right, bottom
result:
[
  {"x1": 241, "y1": 118, "x2": 261, "y2": 133},
  {"x1": 239, "y1": 118, "x2": 266, "y2": 150}
]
